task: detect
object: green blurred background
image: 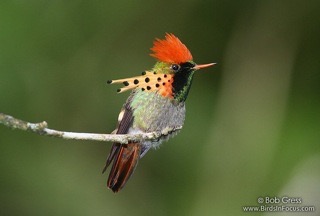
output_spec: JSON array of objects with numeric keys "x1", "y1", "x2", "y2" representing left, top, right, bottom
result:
[{"x1": 1, "y1": 1, "x2": 319, "y2": 215}]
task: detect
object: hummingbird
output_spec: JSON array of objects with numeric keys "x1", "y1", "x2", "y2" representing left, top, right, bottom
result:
[{"x1": 103, "y1": 33, "x2": 215, "y2": 193}]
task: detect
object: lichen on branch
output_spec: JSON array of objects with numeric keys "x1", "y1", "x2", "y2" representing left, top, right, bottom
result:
[{"x1": 0, "y1": 113, "x2": 181, "y2": 144}]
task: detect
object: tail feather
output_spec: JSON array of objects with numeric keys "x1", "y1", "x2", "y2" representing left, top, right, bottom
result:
[{"x1": 105, "y1": 143, "x2": 141, "y2": 193}]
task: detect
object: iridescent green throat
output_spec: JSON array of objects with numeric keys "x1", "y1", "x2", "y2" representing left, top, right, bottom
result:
[
  {"x1": 171, "y1": 62, "x2": 196, "y2": 102},
  {"x1": 152, "y1": 61, "x2": 196, "y2": 102}
]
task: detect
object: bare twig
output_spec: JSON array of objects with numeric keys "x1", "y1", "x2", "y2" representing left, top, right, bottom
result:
[{"x1": 0, "y1": 113, "x2": 182, "y2": 144}]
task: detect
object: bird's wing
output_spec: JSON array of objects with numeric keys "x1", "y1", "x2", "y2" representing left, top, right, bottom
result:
[{"x1": 102, "y1": 93, "x2": 134, "y2": 173}]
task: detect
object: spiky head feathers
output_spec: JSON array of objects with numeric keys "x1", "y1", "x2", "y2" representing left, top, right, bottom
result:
[
  {"x1": 150, "y1": 33, "x2": 193, "y2": 64},
  {"x1": 107, "y1": 33, "x2": 215, "y2": 100},
  {"x1": 107, "y1": 33, "x2": 193, "y2": 98}
]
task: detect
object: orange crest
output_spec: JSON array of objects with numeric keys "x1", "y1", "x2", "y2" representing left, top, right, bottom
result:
[{"x1": 150, "y1": 33, "x2": 193, "y2": 64}]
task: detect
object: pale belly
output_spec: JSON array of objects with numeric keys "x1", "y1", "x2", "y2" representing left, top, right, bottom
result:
[{"x1": 129, "y1": 90, "x2": 186, "y2": 154}]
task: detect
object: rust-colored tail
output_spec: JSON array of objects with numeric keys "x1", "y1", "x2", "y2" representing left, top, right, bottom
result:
[{"x1": 103, "y1": 143, "x2": 141, "y2": 193}]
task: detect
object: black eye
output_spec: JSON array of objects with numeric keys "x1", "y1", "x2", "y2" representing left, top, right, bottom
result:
[{"x1": 171, "y1": 64, "x2": 180, "y2": 71}]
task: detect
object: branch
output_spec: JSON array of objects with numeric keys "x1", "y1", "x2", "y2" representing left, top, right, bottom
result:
[{"x1": 0, "y1": 113, "x2": 182, "y2": 144}]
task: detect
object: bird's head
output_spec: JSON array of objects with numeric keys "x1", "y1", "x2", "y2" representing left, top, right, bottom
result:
[{"x1": 108, "y1": 33, "x2": 215, "y2": 102}]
